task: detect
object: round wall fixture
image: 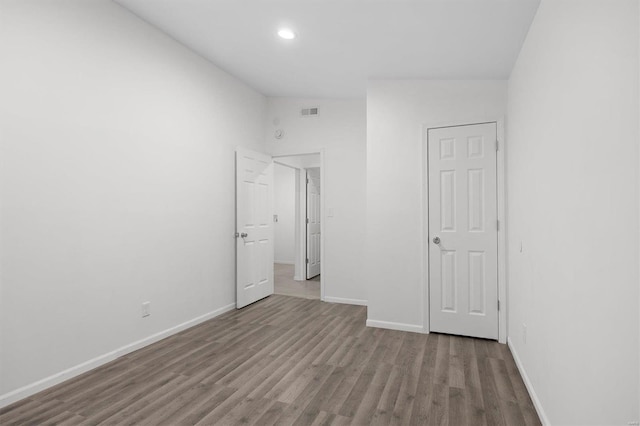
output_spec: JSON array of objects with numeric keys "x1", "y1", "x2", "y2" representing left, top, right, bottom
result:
[{"x1": 274, "y1": 129, "x2": 284, "y2": 139}]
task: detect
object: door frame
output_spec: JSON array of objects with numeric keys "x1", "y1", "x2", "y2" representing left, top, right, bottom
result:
[
  {"x1": 305, "y1": 167, "x2": 321, "y2": 280},
  {"x1": 272, "y1": 149, "x2": 326, "y2": 301},
  {"x1": 421, "y1": 118, "x2": 507, "y2": 343}
]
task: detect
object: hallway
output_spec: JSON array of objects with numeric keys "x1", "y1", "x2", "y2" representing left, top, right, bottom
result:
[{"x1": 274, "y1": 263, "x2": 320, "y2": 300}]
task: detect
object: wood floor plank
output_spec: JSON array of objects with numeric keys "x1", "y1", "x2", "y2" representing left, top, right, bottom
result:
[
  {"x1": 262, "y1": 333, "x2": 339, "y2": 401},
  {"x1": 337, "y1": 327, "x2": 378, "y2": 368},
  {"x1": 41, "y1": 410, "x2": 81, "y2": 426},
  {"x1": 502, "y1": 345, "x2": 538, "y2": 407},
  {"x1": 216, "y1": 396, "x2": 275, "y2": 425},
  {"x1": 278, "y1": 363, "x2": 335, "y2": 404},
  {"x1": 57, "y1": 414, "x2": 86, "y2": 425},
  {"x1": 307, "y1": 410, "x2": 335, "y2": 426},
  {"x1": 74, "y1": 364, "x2": 180, "y2": 419},
  {"x1": 434, "y1": 333, "x2": 451, "y2": 386},
  {"x1": 370, "y1": 364, "x2": 404, "y2": 425},
  {"x1": 449, "y1": 335, "x2": 466, "y2": 389},
  {"x1": 337, "y1": 364, "x2": 377, "y2": 418},
  {"x1": 521, "y1": 403, "x2": 543, "y2": 426},
  {"x1": 449, "y1": 385, "x2": 468, "y2": 426},
  {"x1": 296, "y1": 366, "x2": 346, "y2": 420},
  {"x1": 35, "y1": 359, "x2": 133, "y2": 403},
  {"x1": 381, "y1": 330, "x2": 406, "y2": 365},
  {"x1": 96, "y1": 373, "x2": 189, "y2": 425},
  {"x1": 191, "y1": 385, "x2": 248, "y2": 425},
  {"x1": 326, "y1": 335, "x2": 356, "y2": 366},
  {"x1": 408, "y1": 334, "x2": 437, "y2": 425},
  {"x1": 197, "y1": 347, "x2": 260, "y2": 385},
  {"x1": 489, "y1": 357, "x2": 518, "y2": 403},
  {"x1": 0, "y1": 295, "x2": 540, "y2": 426},
  {"x1": 218, "y1": 326, "x2": 304, "y2": 388},
  {"x1": 2, "y1": 398, "x2": 62, "y2": 425},
  {"x1": 465, "y1": 379, "x2": 489, "y2": 426},
  {"x1": 69, "y1": 362, "x2": 172, "y2": 414},
  {"x1": 330, "y1": 414, "x2": 354, "y2": 426},
  {"x1": 389, "y1": 368, "x2": 417, "y2": 426},
  {"x1": 497, "y1": 398, "x2": 528, "y2": 426},
  {"x1": 15, "y1": 399, "x2": 74, "y2": 426},
  {"x1": 0, "y1": 398, "x2": 41, "y2": 422},
  {"x1": 476, "y1": 354, "x2": 507, "y2": 426},
  {"x1": 173, "y1": 386, "x2": 238, "y2": 425},
  {"x1": 462, "y1": 337, "x2": 482, "y2": 390},
  {"x1": 152, "y1": 383, "x2": 226, "y2": 426},
  {"x1": 251, "y1": 400, "x2": 288, "y2": 426},
  {"x1": 324, "y1": 334, "x2": 386, "y2": 417},
  {"x1": 350, "y1": 362, "x2": 393, "y2": 425},
  {"x1": 311, "y1": 322, "x2": 352, "y2": 365},
  {"x1": 245, "y1": 357, "x2": 301, "y2": 401},
  {"x1": 270, "y1": 363, "x2": 335, "y2": 425},
  {"x1": 426, "y1": 383, "x2": 449, "y2": 426}
]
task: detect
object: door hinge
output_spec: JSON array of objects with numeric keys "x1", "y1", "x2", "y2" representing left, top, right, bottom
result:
[
  {"x1": 306, "y1": 218, "x2": 310, "y2": 224},
  {"x1": 496, "y1": 219, "x2": 499, "y2": 231},
  {"x1": 496, "y1": 140, "x2": 499, "y2": 151},
  {"x1": 306, "y1": 258, "x2": 309, "y2": 264},
  {"x1": 306, "y1": 178, "x2": 309, "y2": 184},
  {"x1": 498, "y1": 300, "x2": 500, "y2": 311}
]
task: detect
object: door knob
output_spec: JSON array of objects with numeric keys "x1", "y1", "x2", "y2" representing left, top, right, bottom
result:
[
  {"x1": 433, "y1": 236, "x2": 441, "y2": 244},
  {"x1": 241, "y1": 233, "x2": 248, "y2": 238}
]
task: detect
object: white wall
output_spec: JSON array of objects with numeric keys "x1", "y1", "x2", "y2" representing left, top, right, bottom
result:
[
  {"x1": 274, "y1": 164, "x2": 296, "y2": 264},
  {"x1": 0, "y1": 0, "x2": 265, "y2": 403},
  {"x1": 365, "y1": 81, "x2": 507, "y2": 331},
  {"x1": 507, "y1": 1, "x2": 639, "y2": 424},
  {"x1": 265, "y1": 98, "x2": 367, "y2": 305}
]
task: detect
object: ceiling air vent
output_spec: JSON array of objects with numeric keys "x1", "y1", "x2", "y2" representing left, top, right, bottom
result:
[{"x1": 301, "y1": 107, "x2": 319, "y2": 117}]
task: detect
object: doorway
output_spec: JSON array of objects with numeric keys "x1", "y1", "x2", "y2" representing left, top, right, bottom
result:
[
  {"x1": 273, "y1": 154, "x2": 322, "y2": 299},
  {"x1": 427, "y1": 122, "x2": 499, "y2": 340}
]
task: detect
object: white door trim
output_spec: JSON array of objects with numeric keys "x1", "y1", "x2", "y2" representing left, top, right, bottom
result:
[
  {"x1": 305, "y1": 168, "x2": 321, "y2": 279},
  {"x1": 272, "y1": 163, "x2": 305, "y2": 281},
  {"x1": 421, "y1": 118, "x2": 507, "y2": 343},
  {"x1": 272, "y1": 149, "x2": 326, "y2": 302}
]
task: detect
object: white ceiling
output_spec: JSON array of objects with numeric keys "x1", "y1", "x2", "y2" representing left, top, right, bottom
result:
[{"x1": 116, "y1": 0, "x2": 540, "y2": 98}]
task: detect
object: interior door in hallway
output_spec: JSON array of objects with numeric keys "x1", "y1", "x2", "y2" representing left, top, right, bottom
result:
[
  {"x1": 306, "y1": 168, "x2": 321, "y2": 279},
  {"x1": 236, "y1": 147, "x2": 274, "y2": 309},
  {"x1": 428, "y1": 123, "x2": 498, "y2": 339}
]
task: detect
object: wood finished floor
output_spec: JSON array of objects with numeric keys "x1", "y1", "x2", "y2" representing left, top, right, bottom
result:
[{"x1": 0, "y1": 295, "x2": 540, "y2": 426}]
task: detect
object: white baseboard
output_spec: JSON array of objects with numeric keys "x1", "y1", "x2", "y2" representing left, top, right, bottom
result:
[
  {"x1": 274, "y1": 260, "x2": 295, "y2": 265},
  {"x1": 324, "y1": 296, "x2": 367, "y2": 306},
  {"x1": 366, "y1": 319, "x2": 425, "y2": 334},
  {"x1": 0, "y1": 302, "x2": 236, "y2": 409},
  {"x1": 507, "y1": 337, "x2": 550, "y2": 426}
]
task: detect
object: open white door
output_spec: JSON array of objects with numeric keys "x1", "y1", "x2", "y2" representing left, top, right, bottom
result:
[
  {"x1": 236, "y1": 147, "x2": 274, "y2": 309},
  {"x1": 306, "y1": 168, "x2": 321, "y2": 279},
  {"x1": 428, "y1": 123, "x2": 498, "y2": 340}
]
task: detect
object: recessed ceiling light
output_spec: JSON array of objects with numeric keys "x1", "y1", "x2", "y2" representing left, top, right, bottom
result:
[{"x1": 277, "y1": 28, "x2": 296, "y2": 40}]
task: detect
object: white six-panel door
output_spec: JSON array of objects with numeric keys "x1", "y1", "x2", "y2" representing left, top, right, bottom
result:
[
  {"x1": 306, "y1": 168, "x2": 321, "y2": 279},
  {"x1": 428, "y1": 123, "x2": 498, "y2": 340},
  {"x1": 236, "y1": 148, "x2": 274, "y2": 309}
]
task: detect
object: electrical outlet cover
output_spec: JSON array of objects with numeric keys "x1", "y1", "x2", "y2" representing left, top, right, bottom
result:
[{"x1": 142, "y1": 301, "x2": 151, "y2": 317}]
